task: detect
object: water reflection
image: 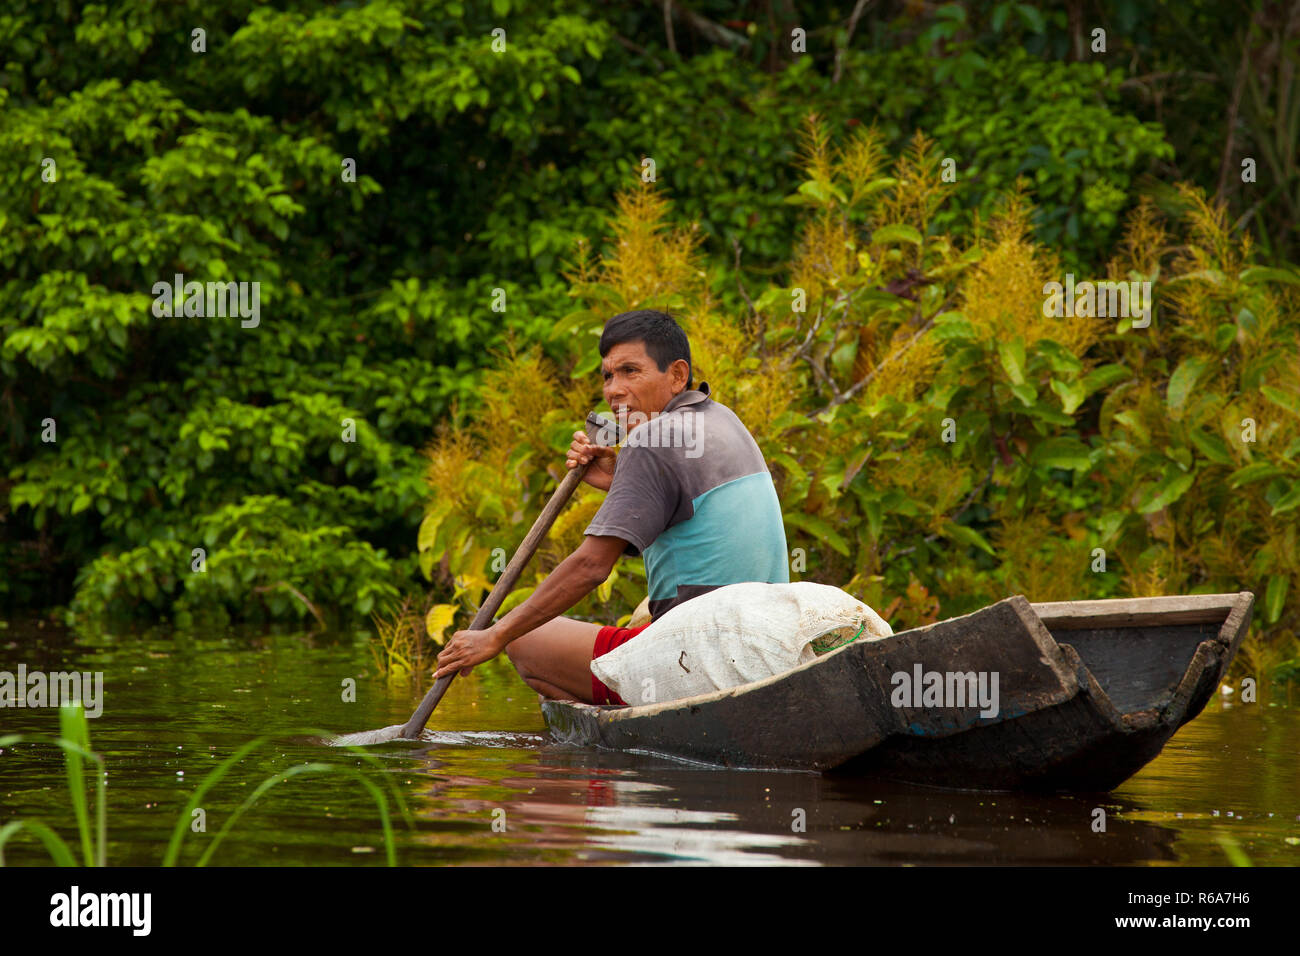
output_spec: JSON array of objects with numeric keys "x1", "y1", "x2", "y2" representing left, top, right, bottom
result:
[
  {"x1": 378, "y1": 734, "x2": 1189, "y2": 865},
  {"x1": 1, "y1": 623, "x2": 1296, "y2": 866}
]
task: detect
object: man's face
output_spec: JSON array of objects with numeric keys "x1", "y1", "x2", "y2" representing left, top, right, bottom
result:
[{"x1": 601, "y1": 340, "x2": 688, "y2": 426}]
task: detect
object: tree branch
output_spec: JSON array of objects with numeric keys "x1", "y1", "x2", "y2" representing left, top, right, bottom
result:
[
  {"x1": 614, "y1": 32, "x2": 664, "y2": 70},
  {"x1": 805, "y1": 312, "x2": 935, "y2": 418},
  {"x1": 731, "y1": 235, "x2": 763, "y2": 350},
  {"x1": 652, "y1": 0, "x2": 752, "y2": 51},
  {"x1": 832, "y1": 0, "x2": 874, "y2": 85},
  {"x1": 254, "y1": 581, "x2": 327, "y2": 630}
]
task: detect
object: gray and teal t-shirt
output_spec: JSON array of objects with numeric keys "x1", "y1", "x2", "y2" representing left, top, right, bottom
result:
[{"x1": 584, "y1": 382, "x2": 789, "y2": 619}]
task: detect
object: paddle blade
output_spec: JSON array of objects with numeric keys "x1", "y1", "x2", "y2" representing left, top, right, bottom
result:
[{"x1": 322, "y1": 724, "x2": 412, "y2": 747}]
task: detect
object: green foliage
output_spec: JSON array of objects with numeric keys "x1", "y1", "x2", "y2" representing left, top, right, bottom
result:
[
  {"x1": 71, "y1": 495, "x2": 403, "y2": 627},
  {"x1": 0, "y1": 0, "x2": 1292, "y2": 640},
  {"x1": 835, "y1": 44, "x2": 1172, "y2": 268},
  {"x1": 417, "y1": 118, "x2": 1300, "y2": 661}
]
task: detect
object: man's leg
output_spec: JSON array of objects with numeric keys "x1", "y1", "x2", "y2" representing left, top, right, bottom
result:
[{"x1": 505, "y1": 616, "x2": 604, "y2": 702}]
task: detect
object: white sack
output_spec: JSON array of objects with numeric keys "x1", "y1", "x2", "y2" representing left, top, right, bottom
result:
[{"x1": 590, "y1": 581, "x2": 892, "y2": 706}]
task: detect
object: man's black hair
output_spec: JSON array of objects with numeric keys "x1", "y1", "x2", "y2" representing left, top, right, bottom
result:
[{"x1": 599, "y1": 309, "x2": 693, "y2": 389}]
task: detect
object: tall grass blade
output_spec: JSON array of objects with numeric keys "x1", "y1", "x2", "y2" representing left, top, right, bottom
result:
[
  {"x1": 57, "y1": 703, "x2": 94, "y2": 866},
  {"x1": 164, "y1": 729, "x2": 413, "y2": 866},
  {"x1": 162, "y1": 738, "x2": 267, "y2": 867},
  {"x1": 0, "y1": 820, "x2": 78, "y2": 867},
  {"x1": 1214, "y1": 831, "x2": 1254, "y2": 867},
  {"x1": 196, "y1": 762, "x2": 397, "y2": 866}
]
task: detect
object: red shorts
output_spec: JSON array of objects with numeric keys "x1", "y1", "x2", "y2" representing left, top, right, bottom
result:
[{"x1": 591, "y1": 622, "x2": 652, "y2": 706}]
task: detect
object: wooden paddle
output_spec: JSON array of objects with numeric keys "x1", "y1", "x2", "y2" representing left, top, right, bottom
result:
[{"x1": 327, "y1": 410, "x2": 620, "y2": 747}]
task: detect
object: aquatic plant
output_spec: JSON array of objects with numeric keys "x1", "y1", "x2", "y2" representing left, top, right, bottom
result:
[
  {"x1": 0, "y1": 700, "x2": 103, "y2": 866},
  {"x1": 368, "y1": 592, "x2": 462, "y2": 682},
  {"x1": 0, "y1": 703, "x2": 414, "y2": 867},
  {"x1": 1213, "y1": 831, "x2": 1254, "y2": 867}
]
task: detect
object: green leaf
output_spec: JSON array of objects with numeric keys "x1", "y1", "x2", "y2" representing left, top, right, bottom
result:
[
  {"x1": 1270, "y1": 481, "x2": 1300, "y2": 515},
  {"x1": 1030, "y1": 437, "x2": 1092, "y2": 470},
  {"x1": 1017, "y1": 3, "x2": 1046, "y2": 33},
  {"x1": 943, "y1": 523, "x2": 995, "y2": 556},
  {"x1": 1239, "y1": 266, "x2": 1300, "y2": 286},
  {"x1": 1167, "y1": 356, "x2": 1211, "y2": 417},
  {"x1": 1010, "y1": 382, "x2": 1036, "y2": 405},
  {"x1": 1080, "y1": 363, "x2": 1129, "y2": 395},
  {"x1": 771, "y1": 452, "x2": 807, "y2": 485},
  {"x1": 1051, "y1": 378, "x2": 1087, "y2": 414},
  {"x1": 933, "y1": 318, "x2": 978, "y2": 341},
  {"x1": 548, "y1": 308, "x2": 598, "y2": 340},
  {"x1": 997, "y1": 338, "x2": 1026, "y2": 385},
  {"x1": 863, "y1": 496, "x2": 883, "y2": 541},
  {"x1": 58, "y1": 703, "x2": 95, "y2": 866},
  {"x1": 1035, "y1": 339, "x2": 1083, "y2": 375},
  {"x1": 1096, "y1": 510, "x2": 1126, "y2": 544},
  {"x1": 1023, "y1": 402, "x2": 1076, "y2": 426},
  {"x1": 860, "y1": 176, "x2": 899, "y2": 197},
  {"x1": 1229, "y1": 462, "x2": 1281, "y2": 487},
  {"x1": 1189, "y1": 429, "x2": 1234, "y2": 466},
  {"x1": 1261, "y1": 385, "x2": 1299, "y2": 417},
  {"x1": 795, "y1": 180, "x2": 841, "y2": 204},
  {"x1": 1137, "y1": 468, "x2": 1195, "y2": 514},
  {"x1": 417, "y1": 500, "x2": 452, "y2": 552},
  {"x1": 1264, "y1": 574, "x2": 1289, "y2": 624},
  {"x1": 784, "y1": 511, "x2": 850, "y2": 556},
  {"x1": 1214, "y1": 323, "x2": 1237, "y2": 351},
  {"x1": 871, "y1": 223, "x2": 923, "y2": 245}
]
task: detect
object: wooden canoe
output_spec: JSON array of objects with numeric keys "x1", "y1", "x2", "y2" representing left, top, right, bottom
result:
[{"x1": 541, "y1": 592, "x2": 1254, "y2": 791}]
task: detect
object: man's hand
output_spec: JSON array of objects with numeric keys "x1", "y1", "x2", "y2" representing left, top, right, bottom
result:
[
  {"x1": 433, "y1": 625, "x2": 508, "y2": 680},
  {"x1": 567, "y1": 430, "x2": 617, "y2": 491}
]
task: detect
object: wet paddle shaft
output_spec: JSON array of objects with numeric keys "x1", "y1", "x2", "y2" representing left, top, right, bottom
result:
[{"x1": 397, "y1": 411, "x2": 620, "y2": 739}]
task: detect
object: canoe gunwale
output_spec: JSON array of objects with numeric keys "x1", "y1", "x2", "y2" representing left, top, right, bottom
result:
[{"x1": 1030, "y1": 592, "x2": 1248, "y2": 630}]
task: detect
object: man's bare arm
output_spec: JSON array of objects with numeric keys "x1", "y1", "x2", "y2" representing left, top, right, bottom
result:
[
  {"x1": 491, "y1": 534, "x2": 627, "y2": 645},
  {"x1": 432, "y1": 534, "x2": 628, "y2": 678}
]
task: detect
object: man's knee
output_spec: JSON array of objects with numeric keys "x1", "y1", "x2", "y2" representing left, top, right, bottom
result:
[
  {"x1": 504, "y1": 633, "x2": 532, "y2": 676},
  {"x1": 504, "y1": 618, "x2": 563, "y2": 671}
]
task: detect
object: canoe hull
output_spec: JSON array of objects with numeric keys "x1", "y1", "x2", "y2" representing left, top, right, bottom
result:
[{"x1": 542, "y1": 592, "x2": 1253, "y2": 791}]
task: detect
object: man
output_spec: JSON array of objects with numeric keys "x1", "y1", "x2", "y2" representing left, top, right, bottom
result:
[{"x1": 433, "y1": 309, "x2": 788, "y2": 704}]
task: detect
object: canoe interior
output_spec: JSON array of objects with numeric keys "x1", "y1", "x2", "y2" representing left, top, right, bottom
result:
[{"x1": 1041, "y1": 622, "x2": 1220, "y2": 715}]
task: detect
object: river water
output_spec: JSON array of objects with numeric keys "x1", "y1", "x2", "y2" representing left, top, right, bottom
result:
[{"x1": 2, "y1": 622, "x2": 1297, "y2": 866}]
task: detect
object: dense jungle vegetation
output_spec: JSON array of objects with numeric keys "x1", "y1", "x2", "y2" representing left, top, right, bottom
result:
[{"x1": 3, "y1": 1, "x2": 1297, "y2": 686}]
